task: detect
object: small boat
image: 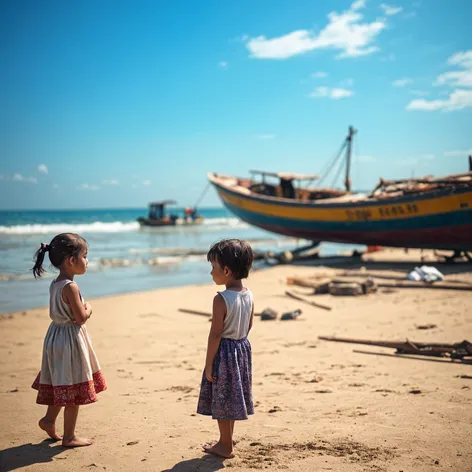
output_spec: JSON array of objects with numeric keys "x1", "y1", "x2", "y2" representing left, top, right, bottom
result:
[
  {"x1": 137, "y1": 200, "x2": 203, "y2": 227},
  {"x1": 208, "y1": 127, "x2": 472, "y2": 251}
]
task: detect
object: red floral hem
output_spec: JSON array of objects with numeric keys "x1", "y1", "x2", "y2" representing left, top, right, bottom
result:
[{"x1": 32, "y1": 371, "x2": 107, "y2": 406}]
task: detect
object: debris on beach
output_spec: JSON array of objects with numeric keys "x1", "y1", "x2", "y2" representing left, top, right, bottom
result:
[
  {"x1": 286, "y1": 265, "x2": 472, "y2": 297},
  {"x1": 285, "y1": 291, "x2": 332, "y2": 311},
  {"x1": 407, "y1": 265, "x2": 444, "y2": 282},
  {"x1": 287, "y1": 275, "x2": 377, "y2": 296},
  {"x1": 318, "y1": 336, "x2": 472, "y2": 361},
  {"x1": 260, "y1": 308, "x2": 278, "y2": 321},
  {"x1": 415, "y1": 323, "x2": 438, "y2": 330},
  {"x1": 178, "y1": 308, "x2": 211, "y2": 317},
  {"x1": 281, "y1": 309, "x2": 302, "y2": 320}
]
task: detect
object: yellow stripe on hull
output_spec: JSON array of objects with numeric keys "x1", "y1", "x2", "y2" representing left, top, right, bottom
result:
[{"x1": 217, "y1": 187, "x2": 472, "y2": 223}]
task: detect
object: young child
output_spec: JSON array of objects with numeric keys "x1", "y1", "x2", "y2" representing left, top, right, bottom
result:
[
  {"x1": 31, "y1": 233, "x2": 106, "y2": 447},
  {"x1": 197, "y1": 238, "x2": 255, "y2": 459}
]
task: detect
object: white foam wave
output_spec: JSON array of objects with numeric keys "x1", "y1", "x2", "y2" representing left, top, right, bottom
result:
[
  {"x1": 202, "y1": 217, "x2": 246, "y2": 227},
  {"x1": 0, "y1": 221, "x2": 141, "y2": 235},
  {"x1": 0, "y1": 217, "x2": 247, "y2": 235}
]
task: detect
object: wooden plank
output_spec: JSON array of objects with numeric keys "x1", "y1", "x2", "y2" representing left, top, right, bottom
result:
[
  {"x1": 377, "y1": 281, "x2": 472, "y2": 292},
  {"x1": 178, "y1": 308, "x2": 211, "y2": 317},
  {"x1": 285, "y1": 291, "x2": 332, "y2": 311}
]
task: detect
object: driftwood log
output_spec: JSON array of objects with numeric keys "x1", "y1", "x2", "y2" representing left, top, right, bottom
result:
[
  {"x1": 319, "y1": 336, "x2": 472, "y2": 360},
  {"x1": 178, "y1": 308, "x2": 211, "y2": 317},
  {"x1": 287, "y1": 275, "x2": 472, "y2": 292},
  {"x1": 285, "y1": 291, "x2": 332, "y2": 311},
  {"x1": 377, "y1": 281, "x2": 472, "y2": 292}
]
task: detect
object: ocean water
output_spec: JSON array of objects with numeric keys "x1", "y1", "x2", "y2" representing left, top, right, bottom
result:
[{"x1": 0, "y1": 207, "x2": 362, "y2": 313}]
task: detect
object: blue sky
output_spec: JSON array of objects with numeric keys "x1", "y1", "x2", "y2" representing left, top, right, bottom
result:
[{"x1": 0, "y1": 0, "x2": 470, "y2": 210}]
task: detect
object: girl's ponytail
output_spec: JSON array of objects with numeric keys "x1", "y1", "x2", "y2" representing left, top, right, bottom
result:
[{"x1": 32, "y1": 243, "x2": 50, "y2": 279}]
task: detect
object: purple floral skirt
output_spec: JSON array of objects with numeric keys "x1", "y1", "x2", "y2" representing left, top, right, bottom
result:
[{"x1": 197, "y1": 337, "x2": 254, "y2": 421}]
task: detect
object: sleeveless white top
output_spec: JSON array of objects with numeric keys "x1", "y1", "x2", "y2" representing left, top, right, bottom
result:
[
  {"x1": 218, "y1": 289, "x2": 254, "y2": 340},
  {"x1": 49, "y1": 278, "x2": 83, "y2": 325}
]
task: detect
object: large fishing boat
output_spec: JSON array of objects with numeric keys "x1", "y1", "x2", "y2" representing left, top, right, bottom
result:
[{"x1": 208, "y1": 128, "x2": 472, "y2": 251}]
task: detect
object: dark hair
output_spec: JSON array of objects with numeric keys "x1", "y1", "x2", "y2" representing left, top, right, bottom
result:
[
  {"x1": 32, "y1": 233, "x2": 88, "y2": 279},
  {"x1": 207, "y1": 239, "x2": 254, "y2": 280}
]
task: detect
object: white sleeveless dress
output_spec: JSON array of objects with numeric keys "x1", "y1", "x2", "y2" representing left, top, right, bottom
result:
[{"x1": 32, "y1": 278, "x2": 106, "y2": 406}]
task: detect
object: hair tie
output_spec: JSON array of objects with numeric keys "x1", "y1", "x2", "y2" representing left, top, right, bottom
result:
[{"x1": 41, "y1": 243, "x2": 50, "y2": 252}]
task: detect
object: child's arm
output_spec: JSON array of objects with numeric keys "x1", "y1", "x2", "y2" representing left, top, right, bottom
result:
[
  {"x1": 62, "y1": 283, "x2": 92, "y2": 325},
  {"x1": 247, "y1": 302, "x2": 255, "y2": 334},
  {"x1": 205, "y1": 294, "x2": 226, "y2": 383}
]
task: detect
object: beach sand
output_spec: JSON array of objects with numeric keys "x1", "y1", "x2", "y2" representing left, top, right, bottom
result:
[{"x1": 1, "y1": 248, "x2": 471, "y2": 471}]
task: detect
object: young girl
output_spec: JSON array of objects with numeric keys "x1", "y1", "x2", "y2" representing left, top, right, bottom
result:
[
  {"x1": 197, "y1": 238, "x2": 255, "y2": 459},
  {"x1": 31, "y1": 233, "x2": 106, "y2": 447}
]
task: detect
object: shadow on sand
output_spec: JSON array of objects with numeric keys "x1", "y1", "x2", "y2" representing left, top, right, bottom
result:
[
  {"x1": 1, "y1": 440, "x2": 66, "y2": 472},
  {"x1": 161, "y1": 454, "x2": 226, "y2": 472}
]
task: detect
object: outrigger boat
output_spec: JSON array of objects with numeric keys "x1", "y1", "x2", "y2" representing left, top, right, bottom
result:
[
  {"x1": 137, "y1": 200, "x2": 203, "y2": 227},
  {"x1": 208, "y1": 127, "x2": 472, "y2": 251}
]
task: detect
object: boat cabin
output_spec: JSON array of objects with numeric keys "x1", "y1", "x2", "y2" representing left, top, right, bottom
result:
[
  {"x1": 147, "y1": 200, "x2": 177, "y2": 221},
  {"x1": 246, "y1": 170, "x2": 347, "y2": 201}
]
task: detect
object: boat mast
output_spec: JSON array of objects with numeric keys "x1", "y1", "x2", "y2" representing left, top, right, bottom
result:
[{"x1": 344, "y1": 126, "x2": 356, "y2": 192}]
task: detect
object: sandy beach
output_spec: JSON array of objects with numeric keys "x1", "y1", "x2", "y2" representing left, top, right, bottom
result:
[{"x1": 1, "y1": 248, "x2": 471, "y2": 472}]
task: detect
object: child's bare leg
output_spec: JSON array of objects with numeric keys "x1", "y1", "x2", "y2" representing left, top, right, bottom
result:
[
  {"x1": 203, "y1": 420, "x2": 234, "y2": 458},
  {"x1": 39, "y1": 406, "x2": 62, "y2": 440},
  {"x1": 203, "y1": 421, "x2": 237, "y2": 448},
  {"x1": 62, "y1": 406, "x2": 92, "y2": 447}
]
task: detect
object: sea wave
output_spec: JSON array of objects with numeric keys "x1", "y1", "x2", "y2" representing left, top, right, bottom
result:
[
  {"x1": 0, "y1": 217, "x2": 247, "y2": 235},
  {"x1": 0, "y1": 221, "x2": 141, "y2": 235}
]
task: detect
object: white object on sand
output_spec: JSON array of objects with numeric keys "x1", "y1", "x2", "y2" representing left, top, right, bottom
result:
[{"x1": 407, "y1": 265, "x2": 445, "y2": 283}]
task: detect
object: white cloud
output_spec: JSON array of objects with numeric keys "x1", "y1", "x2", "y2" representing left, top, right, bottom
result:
[
  {"x1": 357, "y1": 155, "x2": 376, "y2": 162},
  {"x1": 77, "y1": 183, "x2": 99, "y2": 191},
  {"x1": 392, "y1": 78, "x2": 412, "y2": 87},
  {"x1": 351, "y1": 0, "x2": 365, "y2": 9},
  {"x1": 38, "y1": 164, "x2": 48, "y2": 174},
  {"x1": 245, "y1": 1, "x2": 386, "y2": 60},
  {"x1": 258, "y1": 134, "x2": 276, "y2": 140},
  {"x1": 13, "y1": 173, "x2": 37, "y2": 183},
  {"x1": 407, "y1": 89, "x2": 472, "y2": 111},
  {"x1": 380, "y1": 4, "x2": 403, "y2": 16},
  {"x1": 407, "y1": 50, "x2": 472, "y2": 111},
  {"x1": 444, "y1": 149, "x2": 472, "y2": 157},
  {"x1": 219, "y1": 61, "x2": 229, "y2": 70},
  {"x1": 435, "y1": 51, "x2": 472, "y2": 88},
  {"x1": 310, "y1": 87, "x2": 353, "y2": 99},
  {"x1": 142, "y1": 180, "x2": 152, "y2": 185},
  {"x1": 102, "y1": 179, "x2": 119, "y2": 185},
  {"x1": 312, "y1": 71, "x2": 328, "y2": 78}
]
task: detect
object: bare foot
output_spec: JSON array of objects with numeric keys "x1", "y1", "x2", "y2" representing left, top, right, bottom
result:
[
  {"x1": 62, "y1": 436, "x2": 93, "y2": 447},
  {"x1": 203, "y1": 439, "x2": 237, "y2": 447},
  {"x1": 39, "y1": 418, "x2": 61, "y2": 441},
  {"x1": 203, "y1": 441, "x2": 234, "y2": 459}
]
